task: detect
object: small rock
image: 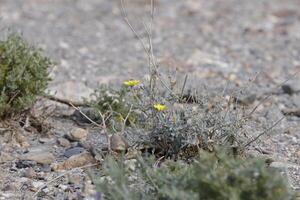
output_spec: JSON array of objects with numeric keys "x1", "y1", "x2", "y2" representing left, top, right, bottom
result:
[
  {"x1": 235, "y1": 94, "x2": 257, "y2": 106},
  {"x1": 110, "y1": 134, "x2": 129, "y2": 152},
  {"x1": 71, "y1": 142, "x2": 81, "y2": 148},
  {"x1": 69, "y1": 128, "x2": 88, "y2": 141},
  {"x1": 42, "y1": 188, "x2": 50, "y2": 193},
  {"x1": 15, "y1": 133, "x2": 30, "y2": 148},
  {"x1": 282, "y1": 84, "x2": 294, "y2": 95},
  {"x1": 84, "y1": 180, "x2": 96, "y2": 199},
  {"x1": 32, "y1": 181, "x2": 44, "y2": 189},
  {"x1": 2, "y1": 183, "x2": 16, "y2": 192},
  {"x1": 282, "y1": 108, "x2": 300, "y2": 117},
  {"x1": 15, "y1": 160, "x2": 37, "y2": 169},
  {"x1": 59, "y1": 184, "x2": 68, "y2": 191},
  {"x1": 19, "y1": 177, "x2": 29, "y2": 183},
  {"x1": 41, "y1": 165, "x2": 52, "y2": 172},
  {"x1": 64, "y1": 147, "x2": 85, "y2": 158},
  {"x1": 0, "y1": 152, "x2": 14, "y2": 163},
  {"x1": 39, "y1": 137, "x2": 54, "y2": 144},
  {"x1": 52, "y1": 152, "x2": 95, "y2": 171},
  {"x1": 22, "y1": 152, "x2": 55, "y2": 165},
  {"x1": 0, "y1": 192, "x2": 15, "y2": 199},
  {"x1": 23, "y1": 167, "x2": 37, "y2": 179},
  {"x1": 68, "y1": 173, "x2": 82, "y2": 184},
  {"x1": 57, "y1": 138, "x2": 71, "y2": 148}
]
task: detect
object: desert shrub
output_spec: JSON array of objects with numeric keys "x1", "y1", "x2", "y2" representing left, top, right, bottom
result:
[
  {"x1": 93, "y1": 151, "x2": 296, "y2": 200},
  {"x1": 0, "y1": 33, "x2": 52, "y2": 118},
  {"x1": 86, "y1": 80, "x2": 250, "y2": 159},
  {"x1": 86, "y1": 84, "x2": 143, "y2": 130}
]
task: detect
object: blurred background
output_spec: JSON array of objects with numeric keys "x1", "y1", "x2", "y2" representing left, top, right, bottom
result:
[{"x1": 1, "y1": 0, "x2": 300, "y2": 100}]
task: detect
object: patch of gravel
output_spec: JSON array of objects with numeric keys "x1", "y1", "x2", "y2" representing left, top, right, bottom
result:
[{"x1": 0, "y1": 0, "x2": 299, "y2": 198}]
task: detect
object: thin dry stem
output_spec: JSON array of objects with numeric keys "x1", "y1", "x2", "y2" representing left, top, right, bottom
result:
[
  {"x1": 69, "y1": 102, "x2": 102, "y2": 128},
  {"x1": 243, "y1": 116, "x2": 285, "y2": 147},
  {"x1": 44, "y1": 94, "x2": 86, "y2": 107},
  {"x1": 120, "y1": 0, "x2": 178, "y2": 98},
  {"x1": 247, "y1": 71, "x2": 299, "y2": 117},
  {"x1": 122, "y1": 104, "x2": 133, "y2": 133}
]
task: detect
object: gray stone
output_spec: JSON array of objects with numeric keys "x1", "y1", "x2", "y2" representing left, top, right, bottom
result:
[
  {"x1": 57, "y1": 138, "x2": 71, "y2": 148},
  {"x1": 69, "y1": 128, "x2": 88, "y2": 141},
  {"x1": 110, "y1": 134, "x2": 129, "y2": 152},
  {"x1": 22, "y1": 152, "x2": 55, "y2": 165},
  {"x1": 64, "y1": 147, "x2": 85, "y2": 158}
]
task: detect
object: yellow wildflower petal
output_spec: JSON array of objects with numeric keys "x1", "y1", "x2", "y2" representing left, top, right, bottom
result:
[
  {"x1": 123, "y1": 80, "x2": 140, "y2": 87},
  {"x1": 153, "y1": 104, "x2": 167, "y2": 111}
]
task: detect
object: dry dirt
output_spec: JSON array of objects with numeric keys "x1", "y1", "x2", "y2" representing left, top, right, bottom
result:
[{"x1": 0, "y1": 0, "x2": 300, "y2": 199}]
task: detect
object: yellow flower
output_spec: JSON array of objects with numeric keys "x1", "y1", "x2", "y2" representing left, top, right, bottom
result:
[
  {"x1": 123, "y1": 80, "x2": 140, "y2": 87},
  {"x1": 153, "y1": 103, "x2": 167, "y2": 111}
]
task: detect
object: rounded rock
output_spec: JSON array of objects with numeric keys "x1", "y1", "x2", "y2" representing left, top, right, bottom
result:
[{"x1": 69, "y1": 128, "x2": 88, "y2": 141}]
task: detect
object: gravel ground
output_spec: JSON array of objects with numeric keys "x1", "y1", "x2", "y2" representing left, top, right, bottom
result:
[{"x1": 0, "y1": 0, "x2": 300, "y2": 199}]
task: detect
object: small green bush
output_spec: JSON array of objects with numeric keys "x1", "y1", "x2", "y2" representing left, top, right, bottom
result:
[
  {"x1": 86, "y1": 83, "x2": 148, "y2": 130},
  {"x1": 86, "y1": 85, "x2": 131, "y2": 123},
  {"x1": 0, "y1": 33, "x2": 52, "y2": 118},
  {"x1": 93, "y1": 151, "x2": 296, "y2": 200}
]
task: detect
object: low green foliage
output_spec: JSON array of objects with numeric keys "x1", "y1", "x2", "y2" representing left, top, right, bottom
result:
[
  {"x1": 86, "y1": 84, "x2": 140, "y2": 129},
  {"x1": 93, "y1": 151, "x2": 296, "y2": 200},
  {"x1": 0, "y1": 33, "x2": 52, "y2": 118}
]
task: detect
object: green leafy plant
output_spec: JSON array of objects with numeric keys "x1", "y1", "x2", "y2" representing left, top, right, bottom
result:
[
  {"x1": 86, "y1": 84, "x2": 141, "y2": 130},
  {"x1": 0, "y1": 33, "x2": 52, "y2": 118},
  {"x1": 93, "y1": 151, "x2": 296, "y2": 200}
]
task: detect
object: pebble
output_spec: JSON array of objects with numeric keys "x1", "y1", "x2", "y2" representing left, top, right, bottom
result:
[
  {"x1": 23, "y1": 167, "x2": 37, "y2": 179},
  {"x1": 52, "y1": 152, "x2": 95, "y2": 171},
  {"x1": 0, "y1": 193, "x2": 14, "y2": 199},
  {"x1": 68, "y1": 173, "x2": 82, "y2": 184},
  {"x1": 19, "y1": 177, "x2": 29, "y2": 183},
  {"x1": 64, "y1": 147, "x2": 85, "y2": 158},
  {"x1": 57, "y1": 138, "x2": 71, "y2": 148},
  {"x1": 84, "y1": 180, "x2": 96, "y2": 199},
  {"x1": 0, "y1": 152, "x2": 14, "y2": 163},
  {"x1": 39, "y1": 137, "x2": 54, "y2": 144},
  {"x1": 69, "y1": 128, "x2": 88, "y2": 141},
  {"x1": 281, "y1": 84, "x2": 294, "y2": 95},
  {"x1": 235, "y1": 94, "x2": 257, "y2": 106},
  {"x1": 22, "y1": 152, "x2": 55, "y2": 165},
  {"x1": 32, "y1": 181, "x2": 45, "y2": 189},
  {"x1": 15, "y1": 160, "x2": 37, "y2": 169},
  {"x1": 59, "y1": 184, "x2": 68, "y2": 191},
  {"x1": 15, "y1": 133, "x2": 30, "y2": 148},
  {"x1": 110, "y1": 134, "x2": 129, "y2": 152},
  {"x1": 42, "y1": 188, "x2": 50, "y2": 193},
  {"x1": 2, "y1": 184, "x2": 16, "y2": 192}
]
